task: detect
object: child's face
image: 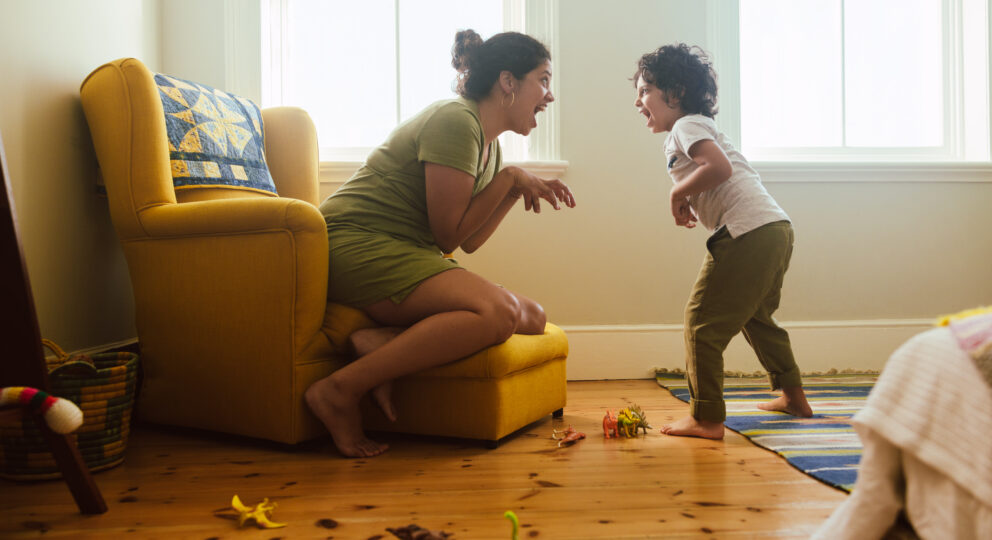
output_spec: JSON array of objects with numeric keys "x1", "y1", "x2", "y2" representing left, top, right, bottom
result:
[{"x1": 634, "y1": 76, "x2": 681, "y2": 133}]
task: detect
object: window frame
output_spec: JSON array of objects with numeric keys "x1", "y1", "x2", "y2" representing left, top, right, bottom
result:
[
  {"x1": 708, "y1": 0, "x2": 990, "y2": 166},
  {"x1": 259, "y1": 0, "x2": 567, "y2": 181}
]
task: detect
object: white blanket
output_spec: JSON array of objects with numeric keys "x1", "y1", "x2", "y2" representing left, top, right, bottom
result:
[{"x1": 813, "y1": 326, "x2": 992, "y2": 539}]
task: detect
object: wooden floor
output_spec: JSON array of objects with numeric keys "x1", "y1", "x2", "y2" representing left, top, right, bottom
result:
[{"x1": 0, "y1": 380, "x2": 847, "y2": 539}]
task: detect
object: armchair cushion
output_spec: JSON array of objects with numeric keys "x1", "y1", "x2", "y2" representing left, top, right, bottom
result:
[{"x1": 154, "y1": 73, "x2": 278, "y2": 197}]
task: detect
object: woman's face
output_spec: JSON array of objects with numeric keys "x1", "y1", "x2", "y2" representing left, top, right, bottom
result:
[
  {"x1": 508, "y1": 59, "x2": 554, "y2": 136},
  {"x1": 634, "y1": 75, "x2": 680, "y2": 133}
]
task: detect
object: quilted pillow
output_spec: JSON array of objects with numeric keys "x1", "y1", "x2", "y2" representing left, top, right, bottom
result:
[{"x1": 154, "y1": 73, "x2": 278, "y2": 196}]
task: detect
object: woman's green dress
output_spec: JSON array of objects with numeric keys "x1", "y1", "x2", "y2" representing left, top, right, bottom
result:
[{"x1": 319, "y1": 98, "x2": 501, "y2": 307}]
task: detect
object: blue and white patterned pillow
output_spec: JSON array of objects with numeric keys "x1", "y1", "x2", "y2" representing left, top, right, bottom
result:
[{"x1": 154, "y1": 73, "x2": 277, "y2": 195}]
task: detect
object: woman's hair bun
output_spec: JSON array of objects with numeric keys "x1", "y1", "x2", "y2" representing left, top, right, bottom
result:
[
  {"x1": 451, "y1": 29, "x2": 484, "y2": 72},
  {"x1": 452, "y1": 30, "x2": 550, "y2": 100}
]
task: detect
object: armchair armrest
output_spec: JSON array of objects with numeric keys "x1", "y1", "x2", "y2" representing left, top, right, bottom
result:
[
  {"x1": 138, "y1": 197, "x2": 324, "y2": 238},
  {"x1": 127, "y1": 197, "x2": 329, "y2": 367}
]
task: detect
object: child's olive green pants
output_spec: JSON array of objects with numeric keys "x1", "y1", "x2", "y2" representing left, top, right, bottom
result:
[{"x1": 684, "y1": 220, "x2": 801, "y2": 423}]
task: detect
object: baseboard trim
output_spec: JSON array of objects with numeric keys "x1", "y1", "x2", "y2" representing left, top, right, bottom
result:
[
  {"x1": 559, "y1": 319, "x2": 933, "y2": 380},
  {"x1": 60, "y1": 319, "x2": 934, "y2": 382}
]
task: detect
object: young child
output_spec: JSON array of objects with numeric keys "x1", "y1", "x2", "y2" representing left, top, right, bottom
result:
[{"x1": 633, "y1": 44, "x2": 813, "y2": 439}]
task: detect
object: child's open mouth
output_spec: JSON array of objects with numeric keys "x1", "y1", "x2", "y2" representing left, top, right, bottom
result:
[{"x1": 640, "y1": 109, "x2": 653, "y2": 126}]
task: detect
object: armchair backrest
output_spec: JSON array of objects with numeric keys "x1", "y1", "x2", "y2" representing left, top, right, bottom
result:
[
  {"x1": 80, "y1": 58, "x2": 174, "y2": 240},
  {"x1": 80, "y1": 58, "x2": 321, "y2": 240},
  {"x1": 262, "y1": 107, "x2": 320, "y2": 206}
]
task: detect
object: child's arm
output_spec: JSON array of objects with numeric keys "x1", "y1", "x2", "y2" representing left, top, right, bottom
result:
[{"x1": 669, "y1": 139, "x2": 733, "y2": 227}]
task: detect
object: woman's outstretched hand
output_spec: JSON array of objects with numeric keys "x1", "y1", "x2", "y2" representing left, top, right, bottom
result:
[{"x1": 510, "y1": 168, "x2": 576, "y2": 213}]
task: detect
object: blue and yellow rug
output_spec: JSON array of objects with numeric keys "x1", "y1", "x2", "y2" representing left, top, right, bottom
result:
[{"x1": 656, "y1": 372, "x2": 876, "y2": 492}]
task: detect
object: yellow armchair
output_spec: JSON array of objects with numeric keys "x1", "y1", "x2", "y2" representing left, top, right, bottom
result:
[
  {"x1": 80, "y1": 58, "x2": 336, "y2": 443},
  {"x1": 80, "y1": 58, "x2": 568, "y2": 447}
]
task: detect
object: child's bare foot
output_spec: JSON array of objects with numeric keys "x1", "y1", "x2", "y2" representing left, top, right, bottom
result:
[
  {"x1": 757, "y1": 386, "x2": 813, "y2": 417},
  {"x1": 305, "y1": 375, "x2": 388, "y2": 458},
  {"x1": 660, "y1": 416, "x2": 725, "y2": 440},
  {"x1": 349, "y1": 327, "x2": 403, "y2": 421}
]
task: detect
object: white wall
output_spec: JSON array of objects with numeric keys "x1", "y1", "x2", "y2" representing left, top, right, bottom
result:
[
  {"x1": 160, "y1": 0, "x2": 261, "y2": 102},
  {"x1": 8, "y1": 0, "x2": 990, "y2": 376},
  {"x1": 0, "y1": 0, "x2": 160, "y2": 352},
  {"x1": 155, "y1": 0, "x2": 992, "y2": 377},
  {"x1": 459, "y1": 1, "x2": 992, "y2": 376}
]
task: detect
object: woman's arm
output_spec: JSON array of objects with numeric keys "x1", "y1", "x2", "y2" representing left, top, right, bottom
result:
[
  {"x1": 426, "y1": 164, "x2": 575, "y2": 254},
  {"x1": 425, "y1": 162, "x2": 513, "y2": 254},
  {"x1": 460, "y1": 183, "x2": 520, "y2": 253},
  {"x1": 461, "y1": 166, "x2": 576, "y2": 252}
]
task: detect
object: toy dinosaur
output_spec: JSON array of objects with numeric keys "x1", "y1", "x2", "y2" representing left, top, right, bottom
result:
[
  {"x1": 386, "y1": 523, "x2": 452, "y2": 539},
  {"x1": 616, "y1": 405, "x2": 651, "y2": 437},
  {"x1": 602, "y1": 405, "x2": 651, "y2": 438},
  {"x1": 504, "y1": 510, "x2": 519, "y2": 540},
  {"x1": 551, "y1": 425, "x2": 585, "y2": 447},
  {"x1": 602, "y1": 409, "x2": 619, "y2": 438}
]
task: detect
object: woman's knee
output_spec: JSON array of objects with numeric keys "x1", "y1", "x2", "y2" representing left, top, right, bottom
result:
[
  {"x1": 518, "y1": 297, "x2": 546, "y2": 334},
  {"x1": 481, "y1": 289, "x2": 522, "y2": 344}
]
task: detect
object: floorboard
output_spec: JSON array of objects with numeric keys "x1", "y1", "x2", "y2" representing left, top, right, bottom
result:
[{"x1": 0, "y1": 379, "x2": 847, "y2": 538}]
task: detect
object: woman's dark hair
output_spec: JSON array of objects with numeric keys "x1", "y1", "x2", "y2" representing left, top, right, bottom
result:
[
  {"x1": 452, "y1": 30, "x2": 550, "y2": 100},
  {"x1": 633, "y1": 43, "x2": 718, "y2": 118}
]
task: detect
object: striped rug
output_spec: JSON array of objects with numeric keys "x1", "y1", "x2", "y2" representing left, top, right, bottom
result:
[{"x1": 655, "y1": 372, "x2": 877, "y2": 492}]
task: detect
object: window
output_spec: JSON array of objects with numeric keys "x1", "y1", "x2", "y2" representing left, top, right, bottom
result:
[
  {"x1": 730, "y1": 0, "x2": 989, "y2": 162},
  {"x1": 261, "y1": 0, "x2": 561, "y2": 166}
]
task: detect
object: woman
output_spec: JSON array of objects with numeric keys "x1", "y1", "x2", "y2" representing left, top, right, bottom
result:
[{"x1": 305, "y1": 30, "x2": 575, "y2": 458}]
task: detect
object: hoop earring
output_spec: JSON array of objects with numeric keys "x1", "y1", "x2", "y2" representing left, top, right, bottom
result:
[{"x1": 501, "y1": 92, "x2": 515, "y2": 108}]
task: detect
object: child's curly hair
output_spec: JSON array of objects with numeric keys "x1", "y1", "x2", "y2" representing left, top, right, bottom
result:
[{"x1": 633, "y1": 44, "x2": 718, "y2": 118}]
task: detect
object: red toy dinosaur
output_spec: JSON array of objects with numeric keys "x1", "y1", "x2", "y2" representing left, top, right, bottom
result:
[
  {"x1": 552, "y1": 425, "x2": 586, "y2": 447},
  {"x1": 602, "y1": 409, "x2": 619, "y2": 438}
]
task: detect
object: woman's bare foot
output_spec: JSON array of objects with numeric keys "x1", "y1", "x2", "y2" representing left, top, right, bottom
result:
[
  {"x1": 349, "y1": 327, "x2": 404, "y2": 422},
  {"x1": 304, "y1": 375, "x2": 388, "y2": 458},
  {"x1": 660, "y1": 416, "x2": 725, "y2": 440},
  {"x1": 757, "y1": 386, "x2": 813, "y2": 417}
]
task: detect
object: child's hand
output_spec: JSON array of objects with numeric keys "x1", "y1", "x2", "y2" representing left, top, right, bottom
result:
[{"x1": 670, "y1": 193, "x2": 697, "y2": 228}]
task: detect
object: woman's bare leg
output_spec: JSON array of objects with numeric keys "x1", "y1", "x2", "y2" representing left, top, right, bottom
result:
[
  {"x1": 305, "y1": 269, "x2": 533, "y2": 458},
  {"x1": 349, "y1": 327, "x2": 404, "y2": 422},
  {"x1": 353, "y1": 293, "x2": 544, "y2": 425}
]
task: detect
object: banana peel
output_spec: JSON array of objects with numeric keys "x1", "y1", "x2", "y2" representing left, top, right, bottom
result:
[{"x1": 231, "y1": 494, "x2": 287, "y2": 529}]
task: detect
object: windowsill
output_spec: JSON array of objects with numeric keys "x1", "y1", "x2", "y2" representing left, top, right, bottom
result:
[
  {"x1": 319, "y1": 161, "x2": 363, "y2": 184},
  {"x1": 504, "y1": 160, "x2": 570, "y2": 178},
  {"x1": 751, "y1": 161, "x2": 992, "y2": 183},
  {"x1": 319, "y1": 160, "x2": 570, "y2": 184},
  {"x1": 318, "y1": 159, "x2": 992, "y2": 184}
]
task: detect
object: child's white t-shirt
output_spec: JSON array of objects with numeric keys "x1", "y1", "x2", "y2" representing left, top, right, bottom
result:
[{"x1": 665, "y1": 114, "x2": 789, "y2": 238}]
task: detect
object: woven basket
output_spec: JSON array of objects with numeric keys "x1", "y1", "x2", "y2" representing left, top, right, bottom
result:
[{"x1": 0, "y1": 339, "x2": 138, "y2": 480}]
